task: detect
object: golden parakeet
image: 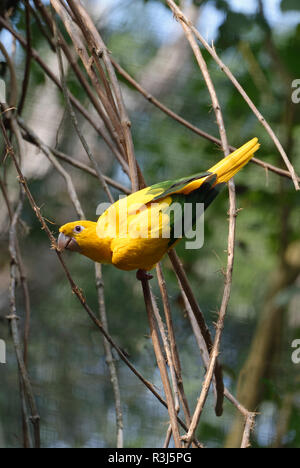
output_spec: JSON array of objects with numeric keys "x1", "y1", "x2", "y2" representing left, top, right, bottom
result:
[{"x1": 58, "y1": 138, "x2": 259, "y2": 272}]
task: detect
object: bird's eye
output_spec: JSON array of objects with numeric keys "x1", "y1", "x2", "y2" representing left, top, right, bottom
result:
[{"x1": 74, "y1": 225, "x2": 84, "y2": 233}]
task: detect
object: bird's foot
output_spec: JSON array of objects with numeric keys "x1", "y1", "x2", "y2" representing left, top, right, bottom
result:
[{"x1": 136, "y1": 269, "x2": 153, "y2": 282}]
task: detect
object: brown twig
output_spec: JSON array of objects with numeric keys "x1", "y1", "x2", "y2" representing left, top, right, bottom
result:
[
  {"x1": 8, "y1": 118, "x2": 32, "y2": 367},
  {"x1": 29, "y1": 1, "x2": 56, "y2": 53},
  {"x1": 18, "y1": 121, "x2": 130, "y2": 194},
  {"x1": 0, "y1": 178, "x2": 13, "y2": 222},
  {"x1": 0, "y1": 107, "x2": 201, "y2": 446},
  {"x1": 7, "y1": 189, "x2": 40, "y2": 449},
  {"x1": 111, "y1": 58, "x2": 297, "y2": 183},
  {"x1": 64, "y1": 0, "x2": 140, "y2": 191},
  {"x1": 51, "y1": 25, "x2": 124, "y2": 445},
  {"x1": 1, "y1": 112, "x2": 202, "y2": 444},
  {"x1": 150, "y1": 286, "x2": 181, "y2": 446},
  {"x1": 156, "y1": 264, "x2": 193, "y2": 431},
  {"x1": 48, "y1": 0, "x2": 128, "y2": 167},
  {"x1": 0, "y1": 40, "x2": 18, "y2": 108},
  {"x1": 139, "y1": 274, "x2": 181, "y2": 448},
  {"x1": 95, "y1": 263, "x2": 123, "y2": 448},
  {"x1": 0, "y1": 16, "x2": 129, "y2": 176},
  {"x1": 168, "y1": 250, "x2": 224, "y2": 417},
  {"x1": 184, "y1": 295, "x2": 256, "y2": 448},
  {"x1": 20, "y1": 118, "x2": 85, "y2": 219},
  {"x1": 53, "y1": 15, "x2": 114, "y2": 205},
  {"x1": 224, "y1": 390, "x2": 256, "y2": 449},
  {"x1": 166, "y1": 0, "x2": 239, "y2": 445},
  {"x1": 1, "y1": 176, "x2": 32, "y2": 447},
  {"x1": 18, "y1": 0, "x2": 32, "y2": 115}
]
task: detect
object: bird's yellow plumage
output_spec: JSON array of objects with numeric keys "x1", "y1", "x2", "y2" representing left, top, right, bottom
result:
[{"x1": 58, "y1": 138, "x2": 260, "y2": 272}]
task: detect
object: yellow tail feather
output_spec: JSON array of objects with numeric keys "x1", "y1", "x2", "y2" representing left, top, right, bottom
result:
[{"x1": 209, "y1": 137, "x2": 260, "y2": 183}]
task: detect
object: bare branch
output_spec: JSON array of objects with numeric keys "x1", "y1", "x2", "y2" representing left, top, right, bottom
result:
[
  {"x1": 18, "y1": 121, "x2": 130, "y2": 194},
  {"x1": 95, "y1": 263, "x2": 123, "y2": 448},
  {"x1": 18, "y1": 0, "x2": 32, "y2": 115},
  {"x1": 7, "y1": 185, "x2": 40, "y2": 449},
  {"x1": 53, "y1": 15, "x2": 115, "y2": 205},
  {"x1": 111, "y1": 58, "x2": 298, "y2": 183},
  {"x1": 0, "y1": 108, "x2": 201, "y2": 446},
  {"x1": 168, "y1": 250, "x2": 224, "y2": 417},
  {"x1": 64, "y1": 0, "x2": 139, "y2": 191},
  {"x1": 166, "y1": 0, "x2": 238, "y2": 445},
  {"x1": 0, "y1": 16, "x2": 129, "y2": 176},
  {"x1": 156, "y1": 264, "x2": 193, "y2": 428},
  {"x1": 138, "y1": 274, "x2": 182, "y2": 448}
]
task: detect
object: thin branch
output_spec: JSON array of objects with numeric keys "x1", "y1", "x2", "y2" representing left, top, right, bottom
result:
[
  {"x1": 139, "y1": 274, "x2": 181, "y2": 448},
  {"x1": 156, "y1": 264, "x2": 193, "y2": 429},
  {"x1": 2, "y1": 177, "x2": 32, "y2": 448},
  {"x1": 0, "y1": 178, "x2": 13, "y2": 222},
  {"x1": 47, "y1": 0, "x2": 128, "y2": 166},
  {"x1": 0, "y1": 16, "x2": 129, "y2": 176},
  {"x1": 18, "y1": 0, "x2": 32, "y2": 115},
  {"x1": 8, "y1": 116, "x2": 32, "y2": 367},
  {"x1": 184, "y1": 292, "x2": 257, "y2": 448},
  {"x1": 18, "y1": 121, "x2": 130, "y2": 194},
  {"x1": 240, "y1": 413, "x2": 256, "y2": 449},
  {"x1": 65, "y1": 0, "x2": 140, "y2": 191},
  {"x1": 29, "y1": 1, "x2": 56, "y2": 53},
  {"x1": 52, "y1": 22, "x2": 124, "y2": 446},
  {"x1": 168, "y1": 249, "x2": 224, "y2": 417},
  {"x1": 95, "y1": 263, "x2": 123, "y2": 448},
  {"x1": 7, "y1": 187, "x2": 40, "y2": 449},
  {"x1": 1, "y1": 111, "x2": 202, "y2": 445},
  {"x1": 0, "y1": 40, "x2": 18, "y2": 108},
  {"x1": 150, "y1": 287, "x2": 181, "y2": 446},
  {"x1": 166, "y1": 0, "x2": 239, "y2": 445},
  {"x1": 19, "y1": 118, "x2": 85, "y2": 219},
  {"x1": 49, "y1": 147, "x2": 130, "y2": 194},
  {"x1": 166, "y1": 0, "x2": 300, "y2": 191},
  {"x1": 111, "y1": 58, "x2": 297, "y2": 183},
  {"x1": 53, "y1": 15, "x2": 115, "y2": 205},
  {"x1": 150, "y1": 287, "x2": 180, "y2": 412}
]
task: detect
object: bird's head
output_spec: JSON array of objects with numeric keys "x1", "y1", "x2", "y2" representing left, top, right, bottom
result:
[{"x1": 58, "y1": 220, "x2": 98, "y2": 256}]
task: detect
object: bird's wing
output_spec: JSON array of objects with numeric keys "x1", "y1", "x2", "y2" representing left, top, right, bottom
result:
[
  {"x1": 96, "y1": 172, "x2": 212, "y2": 231},
  {"x1": 147, "y1": 172, "x2": 214, "y2": 201},
  {"x1": 97, "y1": 138, "x2": 260, "y2": 251}
]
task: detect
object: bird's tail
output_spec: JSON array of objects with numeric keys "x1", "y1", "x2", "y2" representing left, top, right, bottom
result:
[
  {"x1": 179, "y1": 138, "x2": 260, "y2": 195},
  {"x1": 208, "y1": 137, "x2": 260, "y2": 184}
]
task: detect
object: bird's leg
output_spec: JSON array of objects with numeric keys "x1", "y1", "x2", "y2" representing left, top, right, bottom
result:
[{"x1": 136, "y1": 269, "x2": 153, "y2": 281}]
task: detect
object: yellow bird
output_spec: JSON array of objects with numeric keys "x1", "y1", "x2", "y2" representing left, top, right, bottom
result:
[{"x1": 58, "y1": 138, "x2": 260, "y2": 274}]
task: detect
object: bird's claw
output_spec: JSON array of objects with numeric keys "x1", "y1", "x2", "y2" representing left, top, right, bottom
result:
[{"x1": 136, "y1": 269, "x2": 153, "y2": 281}]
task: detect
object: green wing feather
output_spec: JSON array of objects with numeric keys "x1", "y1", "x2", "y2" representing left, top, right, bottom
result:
[
  {"x1": 98, "y1": 172, "x2": 223, "y2": 244},
  {"x1": 118, "y1": 171, "x2": 215, "y2": 216},
  {"x1": 148, "y1": 171, "x2": 213, "y2": 201}
]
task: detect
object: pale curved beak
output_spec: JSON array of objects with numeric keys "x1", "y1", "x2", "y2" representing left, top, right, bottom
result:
[{"x1": 57, "y1": 232, "x2": 81, "y2": 252}]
